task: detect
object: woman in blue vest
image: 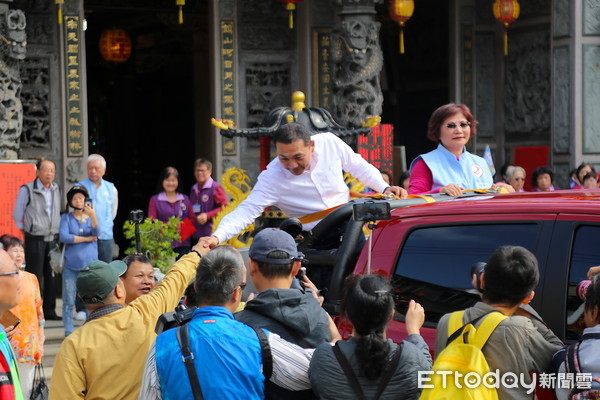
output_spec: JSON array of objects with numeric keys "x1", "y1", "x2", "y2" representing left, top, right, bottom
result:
[
  {"x1": 409, "y1": 103, "x2": 513, "y2": 195},
  {"x1": 59, "y1": 185, "x2": 99, "y2": 336}
]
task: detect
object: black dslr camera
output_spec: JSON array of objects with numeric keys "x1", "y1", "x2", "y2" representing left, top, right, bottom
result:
[
  {"x1": 155, "y1": 303, "x2": 197, "y2": 334},
  {"x1": 129, "y1": 210, "x2": 144, "y2": 254},
  {"x1": 130, "y1": 209, "x2": 144, "y2": 224}
]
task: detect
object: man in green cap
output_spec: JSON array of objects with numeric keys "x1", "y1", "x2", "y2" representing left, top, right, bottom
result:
[{"x1": 49, "y1": 242, "x2": 209, "y2": 400}]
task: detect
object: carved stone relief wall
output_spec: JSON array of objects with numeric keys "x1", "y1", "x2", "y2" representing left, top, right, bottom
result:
[
  {"x1": 0, "y1": 5, "x2": 26, "y2": 159},
  {"x1": 312, "y1": 0, "x2": 338, "y2": 27},
  {"x1": 20, "y1": 57, "x2": 50, "y2": 149},
  {"x1": 245, "y1": 63, "x2": 291, "y2": 128},
  {"x1": 219, "y1": 0, "x2": 235, "y2": 19},
  {"x1": 553, "y1": 0, "x2": 570, "y2": 37},
  {"x1": 552, "y1": 46, "x2": 570, "y2": 154},
  {"x1": 237, "y1": 0, "x2": 295, "y2": 181},
  {"x1": 504, "y1": 29, "x2": 551, "y2": 141},
  {"x1": 239, "y1": 25, "x2": 293, "y2": 51},
  {"x1": 583, "y1": 45, "x2": 600, "y2": 153},
  {"x1": 584, "y1": 0, "x2": 600, "y2": 35},
  {"x1": 474, "y1": 33, "x2": 495, "y2": 139},
  {"x1": 475, "y1": 1, "x2": 495, "y2": 25},
  {"x1": 554, "y1": 162, "x2": 571, "y2": 190},
  {"x1": 13, "y1": 0, "x2": 58, "y2": 163},
  {"x1": 239, "y1": 61, "x2": 292, "y2": 181},
  {"x1": 519, "y1": 0, "x2": 551, "y2": 18},
  {"x1": 332, "y1": 13, "x2": 383, "y2": 128}
]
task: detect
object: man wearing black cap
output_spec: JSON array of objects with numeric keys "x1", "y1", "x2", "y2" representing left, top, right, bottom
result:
[
  {"x1": 49, "y1": 243, "x2": 208, "y2": 400},
  {"x1": 236, "y1": 228, "x2": 334, "y2": 399}
]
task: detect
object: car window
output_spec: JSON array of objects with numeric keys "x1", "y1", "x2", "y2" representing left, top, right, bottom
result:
[
  {"x1": 392, "y1": 223, "x2": 540, "y2": 324},
  {"x1": 566, "y1": 225, "x2": 600, "y2": 340}
]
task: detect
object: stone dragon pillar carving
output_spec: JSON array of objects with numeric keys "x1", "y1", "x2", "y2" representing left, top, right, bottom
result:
[
  {"x1": 0, "y1": 3, "x2": 26, "y2": 160},
  {"x1": 332, "y1": 0, "x2": 384, "y2": 129}
]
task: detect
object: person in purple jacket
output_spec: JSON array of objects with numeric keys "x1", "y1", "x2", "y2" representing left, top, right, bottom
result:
[
  {"x1": 189, "y1": 159, "x2": 228, "y2": 241},
  {"x1": 148, "y1": 167, "x2": 195, "y2": 259}
]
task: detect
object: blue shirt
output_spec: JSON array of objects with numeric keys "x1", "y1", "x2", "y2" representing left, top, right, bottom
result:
[
  {"x1": 412, "y1": 144, "x2": 493, "y2": 190},
  {"x1": 155, "y1": 307, "x2": 265, "y2": 400},
  {"x1": 59, "y1": 213, "x2": 100, "y2": 271},
  {"x1": 78, "y1": 178, "x2": 117, "y2": 240}
]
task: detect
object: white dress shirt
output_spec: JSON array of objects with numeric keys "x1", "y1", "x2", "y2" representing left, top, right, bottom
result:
[{"x1": 212, "y1": 132, "x2": 388, "y2": 243}]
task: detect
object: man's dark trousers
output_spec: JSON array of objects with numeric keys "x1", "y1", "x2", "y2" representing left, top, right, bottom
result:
[{"x1": 25, "y1": 234, "x2": 58, "y2": 317}]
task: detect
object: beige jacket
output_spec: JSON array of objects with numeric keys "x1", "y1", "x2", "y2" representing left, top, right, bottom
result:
[{"x1": 49, "y1": 252, "x2": 200, "y2": 400}]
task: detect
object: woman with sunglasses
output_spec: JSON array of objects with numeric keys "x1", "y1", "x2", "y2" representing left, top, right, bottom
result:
[
  {"x1": 506, "y1": 166, "x2": 527, "y2": 192},
  {"x1": 409, "y1": 103, "x2": 513, "y2": 195}
]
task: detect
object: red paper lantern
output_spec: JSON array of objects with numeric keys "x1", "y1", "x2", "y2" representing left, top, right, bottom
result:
[
  {"x1": 493, "y1": 0, "x2": 520, "y2": 56},
  {"x1": 277, "y1": 0, "x2": 303, "y2": 29},
  {"x1": 99, "y1": 29, "x2": 132, "y2": 63},
  {"x1": 389, "y1": 0, "x2": 414, "y2": 54}
]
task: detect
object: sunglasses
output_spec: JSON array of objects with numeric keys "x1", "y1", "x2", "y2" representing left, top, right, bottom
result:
[{"x1": 446, "y1": 122, "x2": 471, "y2": 129}]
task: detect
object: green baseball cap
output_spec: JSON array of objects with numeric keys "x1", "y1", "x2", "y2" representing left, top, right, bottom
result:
[{"x1": 76, "y1": 260, "x2": 127, "y2": 304}]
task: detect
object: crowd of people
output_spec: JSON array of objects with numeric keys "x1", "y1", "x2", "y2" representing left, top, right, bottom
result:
[
  {"x1": 0, "y1": 108, "x2": 599, "y2": 398},
  {"x1": 1, "y1": 227, "x2": 597, "y2": 399}
]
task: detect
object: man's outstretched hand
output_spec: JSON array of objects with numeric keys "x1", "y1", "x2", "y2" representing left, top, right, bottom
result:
[
  {"x1": 192, "y1": 237, "x2": 217, "y2": 256},
  {"x1": 383, "y1": 186, "x2": 408, "y2": 199}
]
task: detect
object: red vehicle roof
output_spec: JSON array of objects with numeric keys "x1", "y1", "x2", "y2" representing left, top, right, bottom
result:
[{"x1": 390, "y1": 190, "x2": 600, "y2": 220}]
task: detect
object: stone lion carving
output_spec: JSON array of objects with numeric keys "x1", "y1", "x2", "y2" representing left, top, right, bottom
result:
[{"x1": 331, "y1": 18, "x2": 383, "y2": 128}]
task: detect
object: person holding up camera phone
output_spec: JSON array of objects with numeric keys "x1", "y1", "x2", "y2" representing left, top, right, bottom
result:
[{"x1": 59, "y1": 185, "x2": 99, "y2": 337}]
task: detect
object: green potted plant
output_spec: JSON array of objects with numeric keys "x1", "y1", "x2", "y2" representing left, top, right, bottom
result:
[{"x1": 123, "y1": 217, "x2": 181, "y2": 273}]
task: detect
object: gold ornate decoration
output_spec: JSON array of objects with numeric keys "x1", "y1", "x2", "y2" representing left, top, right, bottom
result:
[
  {"x1": 176, "y1": 0, "x2": 185, "y2": 24},
  {"x1": 344, "y1": 172, "x2": 366, "y2": 196},
  {"x1": 362, "y1": 116, "x2": 381, "y2": 128},
  {"x1": 55, "y1": 0, "x2": 64, "y2": 24},
  {"x1": 277, "y1": 0, "x2": 303, "y2": 29},
  {"x1": 212, "y1": 167, "x2": 254, "y2": 248}
]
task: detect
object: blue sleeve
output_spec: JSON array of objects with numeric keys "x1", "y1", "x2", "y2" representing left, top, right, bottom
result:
[
  {"x1": 12, "y1": 186, "x2": 29, "y2": 229},
  {"x1": 59, "y1": 214, "x2": 76, "y2": 244},
  {"x1": 90, "y1": 218, "x2": 100, "y2": 237}
]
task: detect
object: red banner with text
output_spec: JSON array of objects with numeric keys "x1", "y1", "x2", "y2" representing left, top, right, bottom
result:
[{"x1": 0, "y1": 163, "x2": 37, "y2": 239}]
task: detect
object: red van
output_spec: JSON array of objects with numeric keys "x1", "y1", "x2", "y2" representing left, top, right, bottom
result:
[{"x1": 321, "y1": 190, "x2": 600, "y2": 349}]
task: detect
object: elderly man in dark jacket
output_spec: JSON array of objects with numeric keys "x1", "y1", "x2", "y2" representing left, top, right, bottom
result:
[{"x1": 236, "y1": 228, "x2": 334, "y2": 399}]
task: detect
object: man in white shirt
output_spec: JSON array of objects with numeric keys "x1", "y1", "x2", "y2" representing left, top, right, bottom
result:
[{"x1": 200, "y1": 123, "x2": 406, "y2": 247}]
